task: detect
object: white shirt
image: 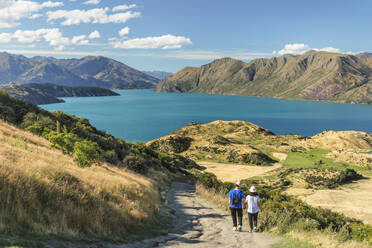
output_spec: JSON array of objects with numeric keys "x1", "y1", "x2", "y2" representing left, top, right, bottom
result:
[{"x1": 246, "y1": 195, "x2": 260, "y2": 214}]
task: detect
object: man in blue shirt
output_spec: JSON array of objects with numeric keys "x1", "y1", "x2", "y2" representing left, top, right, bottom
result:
[{"x1": 228, "y1": 181, "x2": 245, "y2": 231}]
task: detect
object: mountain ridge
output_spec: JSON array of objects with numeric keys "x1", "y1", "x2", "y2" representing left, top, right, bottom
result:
[
  {"x1": 156, "y1": 51, "x2": 372, "y2": 104},
  {"x1": 0, "y1": 52, "x2": 159, "y2": 89}
]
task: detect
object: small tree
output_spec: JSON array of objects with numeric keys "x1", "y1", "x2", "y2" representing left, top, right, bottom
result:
[
  {"x1": 73, "y1": 140, "x2": 103, "y2": 167},
  {"x1": 25, "y1": 122, "x2": 44, "y2": 135}
]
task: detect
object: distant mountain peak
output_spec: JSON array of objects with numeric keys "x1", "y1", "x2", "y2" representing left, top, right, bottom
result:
[{"x1": 0, "y1": 52, "x2": 159, "y2": 89}]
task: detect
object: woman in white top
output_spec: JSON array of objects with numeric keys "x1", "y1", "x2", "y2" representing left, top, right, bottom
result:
[{"x1": 245, "y1": 186, "x2": 261, "y2": 232}]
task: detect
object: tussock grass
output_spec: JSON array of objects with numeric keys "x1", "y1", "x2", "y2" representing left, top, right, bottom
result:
[{"x1": 0, "y1": 120, "x2": 161, "y2": 239}]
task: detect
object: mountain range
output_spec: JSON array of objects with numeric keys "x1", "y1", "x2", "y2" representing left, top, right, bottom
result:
[
  {"x1": 156, "y1": 51, "x2": 372, "y2": 104},
  {"x1": 0, "y1": 83, "x2": 119, "y2": 105},
  {"x1": 0, "y1": 52, "x2": 159, "y2": 89}
]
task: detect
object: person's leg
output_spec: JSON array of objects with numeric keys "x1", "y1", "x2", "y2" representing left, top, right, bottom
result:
[
  {"x1": 253, "y1": 213, "x2": 258, "y2": 230},
  {"x1": 248, "y1": 213, "x2": 253, "y2": 231},
  {"x1": 237, "y1": 208, "x2": 243, "y2": 226},
  {"x1": 230, "y1": 208, "x2": 237, "y2": 227}
]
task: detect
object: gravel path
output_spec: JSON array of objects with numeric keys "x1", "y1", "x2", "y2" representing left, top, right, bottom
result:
[{"x1": 119, "y1": 182, "x2": 278, "y2": 248}]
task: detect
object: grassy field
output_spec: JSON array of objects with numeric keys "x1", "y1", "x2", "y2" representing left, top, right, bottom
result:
[{"x1": 284, "y1": 148, "x2": 350, "y2": 169}]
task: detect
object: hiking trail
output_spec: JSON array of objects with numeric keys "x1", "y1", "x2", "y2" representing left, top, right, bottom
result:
[{"x1": 118, "y1": 182, "x2": 278, "y2": 248}]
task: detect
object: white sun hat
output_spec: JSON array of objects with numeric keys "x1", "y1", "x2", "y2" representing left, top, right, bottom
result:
[
  {"x1": 249, "y1": 186, "x2": 257, "y2": 193},
  {"x1": 235, "y1": 181, "x2": 242, "y2": 187}
]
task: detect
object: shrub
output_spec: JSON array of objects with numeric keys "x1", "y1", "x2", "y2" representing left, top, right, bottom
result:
[
  {"x1": 73, "y1": 140, "x2": 103, "y2": 167},
  {"x1": 25, "y1": 122, "x2": 44, "y2": 135},
  {"x1": 123, "y1": 155, "x2": 149, "y2": 173}
]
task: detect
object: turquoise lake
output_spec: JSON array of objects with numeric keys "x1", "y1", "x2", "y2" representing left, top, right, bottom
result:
[{"x1": 41, "y1": 89, "x2": 372, "y2": 142}]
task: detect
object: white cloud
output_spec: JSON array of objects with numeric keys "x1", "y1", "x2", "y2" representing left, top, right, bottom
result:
[
  {"x1": 47, "y1": 8, "x2": 140, "y2": 25},
  {"x1": 88, "y1": 30, "x2": 100, "y2": 39},
  {"x1": 112, "y1": 4, "x2": 136, "y2": 12},
  {"x1": 275, "y1": 43, "x2": 311, "y2": 55},
  {"x1": 274, "y1": 43, "x2": 341, "y2": 55},
  {"x1": 112, "y1": 34, "x2": 192, "y2": 49},
  {"x1": 118, "y1": 26, "x2": 130, "y2": 37},
  {"x1": 317, "y1": 46, "x2": 340, "y2": 53},
  {"x1": 0, "y1": 33, "x2": 12, "y2": 43},
  {"x1": 0, "y1": 28, "x2": 99, "y2": 51},
  {"x1": 0, "y1": 0, "x2": 63, "y2": 28},
  {"x1": 29, "y1": 14, "x2": 42, "y2": 19},
  {"x1": 41, "y1": 1, "x2": 63, "y2": 7},
  {"x1": 83, "y1": 0, "x2": 100, "y2": 5},
  {"x1": 71, "y1": 35, "x2": 88, "y2": 45}
]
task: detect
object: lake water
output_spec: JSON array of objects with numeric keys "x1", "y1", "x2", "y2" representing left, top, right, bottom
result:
[{"x1": 41, "y1": 89, "x2": 372, "y2": 142}]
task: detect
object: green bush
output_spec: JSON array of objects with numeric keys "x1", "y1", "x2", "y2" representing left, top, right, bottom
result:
[
  {"x1": 73, "y1": 140, "x2": 103, "y2": 167},
  {"x1": 25, "y1": 122, "x2": 44, "y2": 135}
]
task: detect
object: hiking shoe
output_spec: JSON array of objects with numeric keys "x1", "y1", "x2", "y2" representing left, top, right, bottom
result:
[
  {"x1": 232, "y1": 226, "x2": 237, "y2": 231},
  {"x1": 237, "y1": 225, "x2": 242, "y2": 232},
  {"x1": 253, "y1": 227, "x2": 257, "y2": 232},
  {"x1": 248, "y1": 229, "x2": 252, "y2": 233}
]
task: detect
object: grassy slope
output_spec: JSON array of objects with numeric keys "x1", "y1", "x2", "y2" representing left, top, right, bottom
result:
[
  {"x1": 0, "y1": 91, "x2": 199, "y2": 247},
  {"x1": 0, "y1": 120, "x2": 170, "y2": 247}
]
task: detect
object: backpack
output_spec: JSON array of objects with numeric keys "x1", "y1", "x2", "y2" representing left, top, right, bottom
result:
[{"x1": 232, "y1": 191, "x2": 240, "y2": 205}]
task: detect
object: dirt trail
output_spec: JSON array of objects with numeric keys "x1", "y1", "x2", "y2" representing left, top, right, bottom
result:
[{"x1": 118, "y1": 182, "x2": 277, "y2": 248}]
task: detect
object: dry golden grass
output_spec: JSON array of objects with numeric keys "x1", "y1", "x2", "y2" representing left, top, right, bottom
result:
[
  {"x1": 0, "y1": 120, "x2": 161, "y2": 238},
  {"x1": 198, "y1": 161, "x2": 281, "y2": 182},
  {"x1": 195, "y1": 182, "x2": 228, "y2": 210},
  {"x1": 299, "y1": 178, "x2": 372, "y2": 225},
  {"x1": 287, "y1": 229, "x2": 372, "y2": 248},
  {"x1": 294, "y1": 130, "x2": 372, "y2": 151}
]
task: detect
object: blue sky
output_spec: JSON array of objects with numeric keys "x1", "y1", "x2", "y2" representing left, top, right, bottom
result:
[{"x1": 0, "y1": 0, "x2": 371, "y2": 72}]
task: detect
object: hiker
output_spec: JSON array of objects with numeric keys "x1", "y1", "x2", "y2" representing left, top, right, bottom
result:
[
  {"x1": 245, "y1": 186, "x2": 261, "y2": 232},
  {"x1": 228, "y1": 181, "x2": 245, "y2": 231}
]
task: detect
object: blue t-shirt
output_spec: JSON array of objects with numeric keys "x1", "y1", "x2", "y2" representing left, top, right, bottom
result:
[{"x1": 228, "y1": 189, "x2": 245, "y2": 208}]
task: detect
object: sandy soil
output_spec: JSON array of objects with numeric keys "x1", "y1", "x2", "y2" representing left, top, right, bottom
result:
[
  {"x1": 272, "y1": 152, "x2": 288, "y2": 161},
  {"x1": 117, "y1": 183, "x2": 278, "y2": 248},
  {"x1": 198, "y1": 161, "x2": 282, "y2": 182},
  {"x1": 299, "y1": 178, "x2": 372, "y2": 225}
]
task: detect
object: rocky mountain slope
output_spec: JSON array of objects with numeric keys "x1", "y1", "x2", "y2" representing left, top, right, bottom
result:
[
  {"x1": 0, "y1": 83, "x2": 119, "y2": 105},
  {"x1": 0, "y1": 52, "x2": 159, "y2": 89},
  {"x1": 156, "y1": 51, "x2": 372, "y2": 104}
]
